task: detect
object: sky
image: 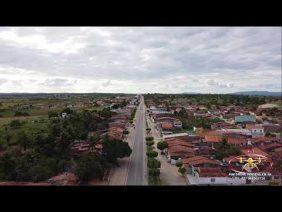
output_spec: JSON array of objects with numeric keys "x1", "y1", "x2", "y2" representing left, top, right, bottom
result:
[{"x1": 0, "y1": 27, "x2": 281, "y2": 94}]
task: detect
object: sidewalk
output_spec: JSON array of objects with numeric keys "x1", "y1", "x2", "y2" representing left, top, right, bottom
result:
[
  {"x1": 146, "y1": 115, "x2": 186, "y2": 185},
  {"x1": 108, "y1": 122, "x2": 136, "y2": 185}
]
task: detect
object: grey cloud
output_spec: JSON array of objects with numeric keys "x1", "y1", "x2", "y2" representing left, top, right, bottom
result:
[
  {"x1": 0, "y1": 27, "x2": 280, "y2": 93},
  {"x1": 41, "y1": 78, "x2": 77, "y2": 87},
  {"x1": 102, "y1": 80, "x2": 112, "y2": 87}
]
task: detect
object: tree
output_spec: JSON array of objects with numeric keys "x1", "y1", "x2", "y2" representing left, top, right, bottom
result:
[
  {"x1": 146, "y1": 140, "x2": 154, "y2": 146},
  {"x1": 147, "y1": 158, "x2": 161, "y2": 169},
  {"x1": 146, "y1": 150, "x2": 158, "y2": 158},
  {"x1": 61, "y1": 107, "x2": 73, "y2": 115},
  {"x1": 102, "y1": 136, "x2": 132, "y2": 164},
  {"x1": 16, "y1": 130, "x2": 30, "y2": 151},
  {"x1": 75, "y1": 153, "x2": 107, "y2": 183},
  {"x1": 214, "y1": 140, "x2": 241, "y2": 160},
  {"x1": 146, "y1": 137, "x2": 154, "y2": 141},
  {"x1": 178, "y1": 167, "x2": 186, "y2": 176},
  {"x1": 48, "y1": 111, "x2": 59, "y2": 118},
  {"x1": 148, "y1": 168, "x2": 160, "y2": 177},
  {"x1": 157, "y1": 141, "x2": 168, "y2": 151},
  {"x1": 14, "y1": 111, "x2": 30, "y2": 117},
  {"x1": 9, "y1": 120, "x2": 23, "y2": 128}
]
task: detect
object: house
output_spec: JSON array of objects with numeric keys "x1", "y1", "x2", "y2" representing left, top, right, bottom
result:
[
  {"x1": 245, "y1": 124, "x2": 265, "y2": 137},
  {"x1": 204, "y1": 134, "x2": 223, "y2": 144},
  {"x1": 160, "y1": 122, "x2": 173, "y2": 132},
  {"x1": 262, "y1": 123, "x2": 281, "y2": 134},
  {"x1": 71, "y1": 140, "x2": 91, "y2": 155},
  {"x1": 235, "y1": 115, "x2": 256, "y2": 125},
  {"x1": 186, "y1": 167, "x2": 246, "y2": 185},
  {"x1": 241, "y1": 147, "x2": 269, "y2": 158},
  {"x1": 167, "y1": 146, "x2": 195, "y2": 164},
  {"x1": 108, "y1": 126, "x2": 124, "y2": 141},
  {"x1": 227, "y1": 137, "x2": 248, "y2": 146},
  {"x1": 211, "y1": 122, "x2": 236, "y2": 130},
  {"x1": 48, "y1": 172, "x2": 78, "y2": 185},
  {"x1": 173, "y1": 119, "x2": 182, "y2": 128},
  {"x1": 182, "y1": 156, "x2": 221, "y2": 169}
]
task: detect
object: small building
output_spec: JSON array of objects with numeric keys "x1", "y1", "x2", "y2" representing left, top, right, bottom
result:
[
  {"x1": 235, "y1": 115, "x2": 256, "y2": 125},
  {"x1": 186, "y1": 167, "x2": 246, "y2": 185}
]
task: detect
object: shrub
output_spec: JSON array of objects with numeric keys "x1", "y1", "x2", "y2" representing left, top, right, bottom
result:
[
  {"x1": 147, "y1": 158, "x2": 161, "y2": 169},
  {"x1": 146, "y1": 150, "x2": 158, "y2": 158},
  {"x1": 123, "y1": 130, "x2": 129, "y2": 135},
  {"x1": 147, "y1": 145, "x2": 154, "y2": 152},
  {"x1": 175, "y1": 161, "x2": 183, "y2": 167},
  {"x1": 9, "y1": 120, "x2": 23, "y2": 128},
  {"x1": 149, "y1": 168, "x2": 160, "y2": 177},
  {"x1": 157, "y1": 141, "x2": 168, "y2": 150},
  {"x1": 146, "y1": 137, "x2": 154, "y2": 141},
  {"x1": 48, "y1": 111, "x2": 59, "y2": 118},
  {"x1": 14, "y1": 111, "x2": 30, "y2": 117},
  {"x1": 178, "y1": 167, "x2": 186, "y2": 176},
  {"x1": 146, "y1": 140, "x2": 154, "y2": 146}
]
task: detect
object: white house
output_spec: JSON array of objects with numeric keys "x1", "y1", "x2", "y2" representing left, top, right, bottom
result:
[{"x1": 186, "y1": 167, "x2": 246, "y2": 185}]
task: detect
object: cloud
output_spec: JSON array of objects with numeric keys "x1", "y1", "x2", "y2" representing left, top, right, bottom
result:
[
  {"x1": 41, "y1": 78, "x2": 77, "y2": 87},
  {"x1": 102, "y1": 80, "x2": 113, "y2": 87},
  {"x1": 0, "y1": 27, "x2": 280, "y2": 93},
  {"x1": 0, "y1": 78, "x2": 7, "y2": 86}
]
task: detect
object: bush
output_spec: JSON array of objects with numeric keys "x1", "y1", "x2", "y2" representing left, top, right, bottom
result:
[
  {"x1": 146, "y1": 140, "x2": 154, "y2": 146},
  {"x1": 48, "y1": 111, "x2": 59, "y2": 118},
  {"x1": 146, "y1": 137, "x2": 154, "y2": 141},
  {"x1": 175, "y1": 161, "x2": 183, "y2": 167},
  {"x1": 123, "y1": 130, "x2": 129, "y2": 135},
  {"x1": 14, "y1": 111, "x2": 30, "y2": 117},
  {"x1": 147, "y1": 145, "x2": 154, "y2": 152},
  {"x1": 178, "y1": 167, "x2": 186, "y2": 176},
  {"x1": 9, "y1": 120, "x2": 23, "y2": 128},
  {"x1": 146, "y1": 150, "x2": 158, "y2": 158},
  {"x1": 157, "y1": 141, "x2": 168, "y2": 150},
  {"x1": 147, "y1": 158, "x2": 161, "y2": 169},
  {"x1": 149, "y1": 168, "x2": 160, "y2": 176}
]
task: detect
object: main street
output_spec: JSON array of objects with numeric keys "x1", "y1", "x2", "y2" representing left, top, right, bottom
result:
[{"x1": 126, "y1": 95, "x2": 147, "y2": 185}]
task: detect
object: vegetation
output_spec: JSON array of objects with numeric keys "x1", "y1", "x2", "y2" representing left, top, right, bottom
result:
[
  {"x1": 146, "y1": 150, "x2": 158, "y2": 158},
  {"x1": 178, "y1": 166, "x2": 186, "y2": 176},
  {"x1": 75, "y1": 153, "x2": 109, "y2": 183},
  {"x1": 147, "y1": 158, "x2": 161, "y2": 169},
  {"x1": 157, "y1": 141, "x2": 168, "y2": 151},
  {"x1": 145, "y1": 137, "x2": 154, "y2": 141},
  {"x1": 175, "y1": 161, "x2": 183, "y2": 168},
  {"x1": 146, "y1": 140, "x2": 154, "y2": 146},
  {"x1": 0, "y1": 99, "x2": 132, "y2": 183},
  {"x1": 214, "y1": 139, "x2": 241, "y2": 160},
  {"x1": 102, "y1": 135, "x2": 132, "y2": 165}
]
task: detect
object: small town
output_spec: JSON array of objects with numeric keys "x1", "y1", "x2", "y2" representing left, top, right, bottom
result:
[{"x1": 0, "y1": 93, "x2": 281, "y2": 186}]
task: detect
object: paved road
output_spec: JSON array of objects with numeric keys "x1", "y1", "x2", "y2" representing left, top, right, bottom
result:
[{"x1": 126, "y1": 96, "x2": 146, "y2": 185}]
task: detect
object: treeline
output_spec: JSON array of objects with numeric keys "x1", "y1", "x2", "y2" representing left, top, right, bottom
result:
[
  {"x1": 144, "y1": 93, "x2": 280, "y2": 110},
  {"x1": 0, "y1": 107, "x2": 132, "y2": 183}
]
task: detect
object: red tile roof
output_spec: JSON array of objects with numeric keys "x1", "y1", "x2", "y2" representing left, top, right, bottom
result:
[
  {"x1": 182, "y1": 156, "x2": 220, "y2": 166},
  {"x1": 205, "y1": 135, "x2": 222, "y2": 143},
  {"x1": 241, "y1": 147, "x2": 269, "y2": 157},
  {"x1": 161, "y1": 122, "x2": 173, "y2": 130},
  {"x1": 227, "y1": 137, "x2": 247, "y2": 145},
  {"x1": 198, "y1": 167, "x2": 228, "y2": 177},
  {"x1": 48, "y1": 172, "x2": 78, "y2": 185}
]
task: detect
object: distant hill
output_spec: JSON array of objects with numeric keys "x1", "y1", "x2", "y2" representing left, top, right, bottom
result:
[
  {"x1": 182, "y1": 92, "x2": 200, "y2": 94},
  {"x1": 230, "y1": 91, "x2": 281, "y2": 97}
]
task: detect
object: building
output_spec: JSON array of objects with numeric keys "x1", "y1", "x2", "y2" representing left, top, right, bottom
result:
[
  {"x1": 235, "y1": 115, "x2": 256, "y2": 125},
  {"x1": 186, "y1": 167, "x2": 246, "y2": 185}
]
